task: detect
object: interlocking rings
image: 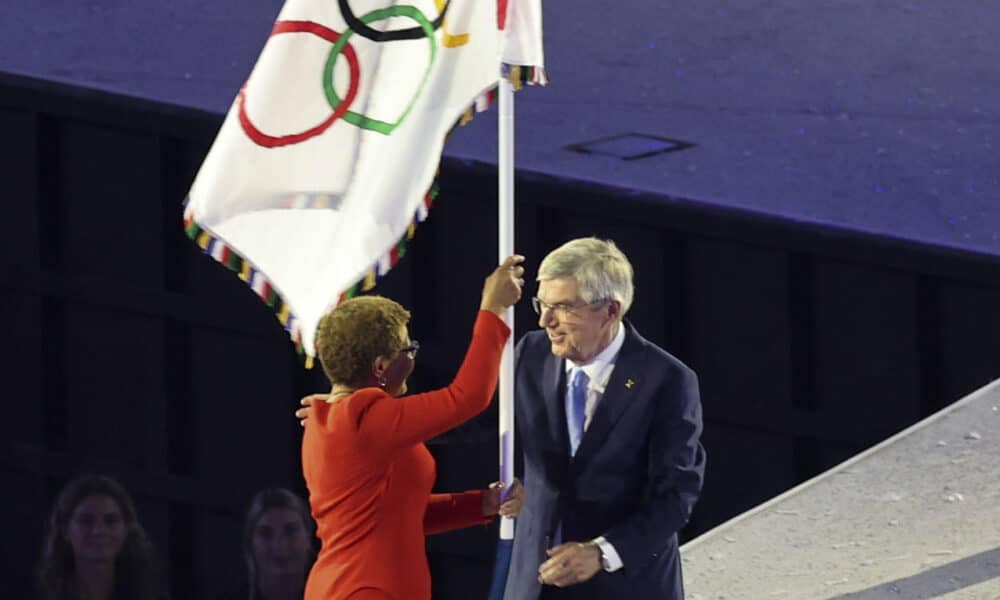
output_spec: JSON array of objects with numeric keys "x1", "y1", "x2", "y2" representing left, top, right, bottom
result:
[
  {"x1": 238, "y1": 20, "x2": 361, "y2": 148},
  {"x1": 325, "y1": 6, "x2": 437, "y2": 135},
  {"x1": 238, "y1": 2, "x2": 464, "y2": 147}
]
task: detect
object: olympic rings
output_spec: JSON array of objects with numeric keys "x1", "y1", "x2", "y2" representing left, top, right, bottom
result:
[
  {"x1": 325, "y1": 6, "x2": 437, "y2": 135},
  {"x1": 338, "y1": 0, "x2": 449, "y2": 42},
  {"x1": 238, "y1": 20, "x2": 361, "y2": 148}
]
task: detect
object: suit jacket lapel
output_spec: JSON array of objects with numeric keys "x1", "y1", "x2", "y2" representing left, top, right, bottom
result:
[
  {"x1": 541, "y1": 351, "x2": 571, "y2": 460},
  {"x1": 574, "y1": 322, "x2": 644, "y2": 466}
]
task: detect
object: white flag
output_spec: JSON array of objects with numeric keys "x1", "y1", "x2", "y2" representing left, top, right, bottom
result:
[
  {"x1": 500, "y1": 0, "x2": 546, "y2": 84},
  {"x1": 184, "y1": 0, "x2": 544, "y2": 361}
]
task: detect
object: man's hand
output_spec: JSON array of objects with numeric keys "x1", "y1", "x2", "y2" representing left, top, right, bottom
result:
[
  {"x1": 538, "y1": 542, "x2": 602, "y2": 587},
  {"x1": 295, "y1": 393, "x2": 327, "y2": 427},
  {"x1": 481, "y1": 479, "x2": 524, "y2": 517}
]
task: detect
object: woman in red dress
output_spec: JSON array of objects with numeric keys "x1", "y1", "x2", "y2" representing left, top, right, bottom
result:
[{"x1": 301, "y1": 255, "x2": 526, "y2": 600}]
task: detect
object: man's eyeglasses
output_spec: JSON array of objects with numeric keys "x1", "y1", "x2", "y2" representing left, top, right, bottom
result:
[
  {"x1": 530, "y1": 297, "x2": 606, "y2": 318},
  {"x1": 400, "y1": 340, "x2": 420, "y2": 359}
]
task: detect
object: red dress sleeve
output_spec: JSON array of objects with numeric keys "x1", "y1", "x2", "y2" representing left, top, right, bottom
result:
[
  {"x1": 423, "y1": 490, "x2": 493, "y2": 534},
  {"x1": 341, "y1": 310, "x2": 510, "y2": 456}
]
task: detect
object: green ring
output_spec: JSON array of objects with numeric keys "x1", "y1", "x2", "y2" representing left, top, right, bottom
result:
[{"x1": 325, "y1": 6, "x2": 438, "y2": 135}]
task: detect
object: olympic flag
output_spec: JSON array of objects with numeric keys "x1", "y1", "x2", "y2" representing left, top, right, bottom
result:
[{"x1": 183, "y1": 0, "x2": 543, "y2": 361}]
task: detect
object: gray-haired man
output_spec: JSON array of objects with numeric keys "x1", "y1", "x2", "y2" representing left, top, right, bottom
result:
[{"x1": 504, "y1": 237, "x2": 706, "y2": 600}]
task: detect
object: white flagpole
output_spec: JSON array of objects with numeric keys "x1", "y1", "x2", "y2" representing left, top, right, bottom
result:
[{"x1": 498, "y1": 71, "x2": 516, "y2": 542}]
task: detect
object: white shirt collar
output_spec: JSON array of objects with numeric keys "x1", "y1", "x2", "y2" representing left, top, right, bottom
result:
[{"x1": 565, "y1": 323, "x2": 626, "y2": 393}]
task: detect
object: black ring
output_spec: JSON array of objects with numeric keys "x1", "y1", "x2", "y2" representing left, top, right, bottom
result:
[{"x1": 338, "y1": 0, "x2": 449, "y2": 42}]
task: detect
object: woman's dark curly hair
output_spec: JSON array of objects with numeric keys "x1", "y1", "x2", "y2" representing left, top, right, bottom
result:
[
  {"x1": 37, "y1": 474, "x2": 161, "y2": 600},
  {"x1": 316, "y1": 295, "x2": 411, "y2": 387}
]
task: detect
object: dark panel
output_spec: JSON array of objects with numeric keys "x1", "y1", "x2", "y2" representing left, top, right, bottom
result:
[
  {"x1": 429, "y1": 552, "x2": 492, "y2": 600},
  {"x1": 811, "y1": 262, "x2": 922, "y2": 441},
  {"x1": 0, "y1": 293, "x2": 44, "y2": 445},
  {"x1": 938, "y1": 283, "x2": 1000, "y2": 402},
  {"x1": 187, "y1": 328, "x2": 299, "y2": 489},
  {"x1": 62, "y1": 305, "x2": 168, "y2": 468},
  {"x1": 131, "y1": 492, "x2": 173, "y2": 597},
  {"x1": 0, "y1": 470, "x2": 48, "y2": 599},
  {"x1": 161, "y1": 134, "x2": 213, "y2": 294},
  {"x1": 193, "y1": 509, "x2": 247, "y2": 600},
  {"x1": 0, "y1": 108, "x2": 40, "y2": 271},
  {"x1": 52, "y1": 120, "x2": 164, "y2": 286},
  {"x1": 815, "y1": 440, "x2": 866, "y2": 474},
  {"x1": 605, "y1": 225, "x2": 669, "y2": 349},
  {"x1": 689, "y1": 423, "x2": 797, "y2": 535},
  {"x1": 685, "y1": 238, "x2": 793, "y2": 423},
  {"x1": 167, "y1": 501, "x2": 196, "y2": 598},
  {"x1": 788, "y1": 253, "x2": 818, "y2": 411},
  {"x1": 659, "y1": 232, "x2": 690, "y2": 359},
  {"x1": 426, "y1": 439, "x2": 498, "y2": 563},
  {"x1": 41, "y1": 296, "x2": 70, "y2": 451},
  {"x1": 165, "y1": 320, "x2": 195, "y2": 476},
  {"x1": 428, "y1": 441, "x2": 497, "y2": 600}
]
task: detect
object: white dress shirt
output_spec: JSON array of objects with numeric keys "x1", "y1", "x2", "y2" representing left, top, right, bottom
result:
[{"x1": 564, "y1": 323, "x2": 627, "y2": 572}]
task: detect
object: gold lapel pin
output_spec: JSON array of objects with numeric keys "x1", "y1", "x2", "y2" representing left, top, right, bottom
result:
[{"x1": 625, "y1": 379, "x2": 635, "y2": 389}]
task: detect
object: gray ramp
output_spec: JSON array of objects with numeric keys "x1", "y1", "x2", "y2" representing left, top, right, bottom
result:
[{"x1": 681, "y1": 381, "x2": 1000, "y2": 599}]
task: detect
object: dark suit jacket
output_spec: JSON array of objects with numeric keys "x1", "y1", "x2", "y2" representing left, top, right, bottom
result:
[{"x1": 503, "y1": 322, "x2": 706, "y2": 600}]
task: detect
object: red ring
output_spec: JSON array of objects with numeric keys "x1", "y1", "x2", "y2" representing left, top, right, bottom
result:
[{"x1": 238, "y1": 20, "x2": 360, "y2": 148}]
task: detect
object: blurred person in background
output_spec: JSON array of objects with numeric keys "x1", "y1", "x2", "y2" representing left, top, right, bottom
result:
[
  {"x1": 218, "y1": 487, "x2": 316, "y2": 600},
  {"x1": 36, "y1": 474, "x2": 165, "y2": 600}
]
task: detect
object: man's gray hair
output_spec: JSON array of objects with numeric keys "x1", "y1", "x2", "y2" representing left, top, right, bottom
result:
[{"x1": 537, "y1": 237, "x2": 634, "y2": 314}]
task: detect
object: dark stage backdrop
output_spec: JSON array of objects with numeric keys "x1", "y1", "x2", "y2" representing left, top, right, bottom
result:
[{"x1": 2, "y1": 73, "x2": 999, "y2": 599}]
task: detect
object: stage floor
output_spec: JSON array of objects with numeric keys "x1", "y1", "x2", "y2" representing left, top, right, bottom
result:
[
  {"x1": 680, "y1": 380, "x2": 1000, "y2": 599},
  {"x1": 3, "y1": 0, "x2": 998, "y2": 256}
]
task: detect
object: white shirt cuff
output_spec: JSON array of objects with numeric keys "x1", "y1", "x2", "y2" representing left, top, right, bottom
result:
[{"x1": 592, "y1": 536, "x2": 624, "y2": 572}]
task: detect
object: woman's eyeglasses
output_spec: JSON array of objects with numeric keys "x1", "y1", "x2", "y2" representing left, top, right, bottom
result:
[{"x1": 400, "y1": 340, "x2": 420, "y2": 359}]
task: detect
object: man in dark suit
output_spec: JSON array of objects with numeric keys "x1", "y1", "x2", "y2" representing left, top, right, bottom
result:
[{"x1": 504, "y1": 237, "x2": 706, "y2": 600}]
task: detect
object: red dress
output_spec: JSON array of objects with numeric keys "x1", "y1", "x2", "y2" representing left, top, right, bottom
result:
[{"x1": 302, "y1": 311, "x2": 509, "y2": 600}]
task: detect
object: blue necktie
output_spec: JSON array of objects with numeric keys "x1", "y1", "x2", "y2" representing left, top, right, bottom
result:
[
  {"x1": 553, "y1": 368, "x2": 588, "y2": 546},
  {"x1": 567, "y1": 368, "x2": 588, "y2": 455}
]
